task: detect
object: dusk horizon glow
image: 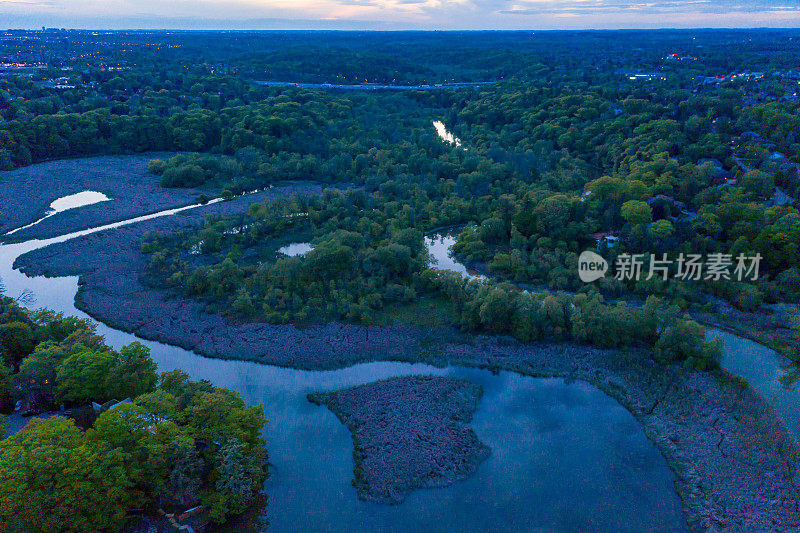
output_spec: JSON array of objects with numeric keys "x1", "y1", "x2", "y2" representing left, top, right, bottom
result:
[{"x1": 0, "y1": 1, "x2": 798, "y2": 30}]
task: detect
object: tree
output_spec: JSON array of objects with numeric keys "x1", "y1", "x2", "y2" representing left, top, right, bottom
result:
[
  {"x1": 15, "y1": 342, "x2": 71, "y2": 407},
  {"x1": 89, "y1": 403, "x2": 155, "y2": 453},
  {"x1": 533, "y1": 195, "x2": 573, "y2": 238},
  {"x1": 0, "y1": 363, "x2": 11, "y2": 404},
  {"x1": 207, "y1": 439, "x2": 265, "y2": 523},
  {"x1": 165, "y1": 437, "x2": 204, "y2": 507},
  {"x1": 369, "y1": 243, "x2": 413, "y2": 276},
  {"x1": 692, "y1": 212, "x2": 722, "y2": 237},
  {"x1": 478, "y1": 287, "x2": 516, "y2": 332},
  {"x1": 0, "y1": 417, "x2": 136, "y2": 533},
  {"x1": 30, "y1": 310, "x2": 95, "y2": 345},
  {"x1": 654, "y1": 319, "x2": 720, "y2": 369},
  {"x1": 177, "y1": 388, "x2": 265, "y2": 451},
  {"x1": 0, "y1": 321, "x2": 35, "y2": 365},
  {"x1": 57, "y1": 350, "x2": 116, "y2": 404},
  {"x1": 148, "y1": 158, "x2": 167, "y2": 175},
  {"x1": 586, "y1": 176, "x2": 628, "y2": 204},
  {"x1": 106, "y1": 342, "x2": 158, "y2": 400},
  {"x1": 477, "y1": 217, "x2": 507, "y2": 244},
  {"x1": 539, "y1": 294, "x2": 570, "y2": 341},
  {"x1": 649, "y1": 219, "x2": 674, "y2": 240},
  {"x1": 741, "y1": 170, "x2": 774, "y2": 198},
  {"x1": 134, "y1": 389, "x2": 179, "y2": 424},
  {"x1": 620, "y1": 200, "x2": 652, "y2": 226}
]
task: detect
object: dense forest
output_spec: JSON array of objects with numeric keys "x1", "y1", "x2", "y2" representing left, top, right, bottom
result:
[
  {"x1": 0, "y1": 296, "x2": 268, "y2": 531},
  {"x1": 3, "y1": 31, "x2": 797, "y2": 359},
  {"x1": 1, "y1": 28, "x2": 800, "y2": 530}
]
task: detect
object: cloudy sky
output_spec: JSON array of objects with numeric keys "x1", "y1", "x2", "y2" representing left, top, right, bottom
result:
[{"x1": 0, "y1": 0, "x2": 798, "y2": 29}]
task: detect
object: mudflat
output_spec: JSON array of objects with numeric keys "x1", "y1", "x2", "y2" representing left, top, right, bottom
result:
[
  {"x1": 0, "y1": 154, "x2": 202, "y2": 240},
  {"x1": 8, "y1": 175, "x2": 800, "y2": 532},
  {"x1": 308, "y1": 376, "x2": 490, "y2": 504}
]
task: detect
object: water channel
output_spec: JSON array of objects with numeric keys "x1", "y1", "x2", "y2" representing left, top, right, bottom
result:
[{"x1": 5, "y1": 196, "x2": 790, "y2": 531}]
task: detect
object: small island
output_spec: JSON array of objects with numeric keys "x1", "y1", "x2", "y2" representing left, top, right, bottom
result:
[{"x1": 308, "y1": 376, "x2": 490, "y2": 504}]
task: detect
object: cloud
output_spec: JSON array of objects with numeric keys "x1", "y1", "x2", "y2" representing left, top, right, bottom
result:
[
  {"x1": 0, "y1": 0, "x2": 799, "y2": 28},
  {"x1": 500, "y1": 0, "x2": 800, "y2": 15}
]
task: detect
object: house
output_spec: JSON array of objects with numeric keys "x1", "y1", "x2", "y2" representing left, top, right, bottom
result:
[
  {"x1": 710, "y1": 117, "x2": 731, "y2": 133},
  {"x1": 108, "y1": 398, "x2": 131, "y2": 411},
  {"x1": 92, "y1": 398, "x2": 131, "y2": 414},
  {"x1": 736, "y1": 131, "x2": 776, "y2": 150},
  {"x1": 769, "y1": 152, "x2": 788, "y2": 163},
  {"x1": 698, "y1": 158, "x2": 724, "y2": 171},
  {"x1": 740, "y1": 131, "x2": 762, "y2": 142},
  {"x1": 733, "y1": 156, "x2": 757, "y2": 173},
  {"x1": 647, "y1": 195, "x2": 687, "y2": 220},
  {"x1": 766, "y1": 188, "x2": 796, "y2": 207},
  {"x1": 711, "y1": 175, "x2": 734, "y2": 186},
  {"x1": 762, "y1": 152, "x2": 800, "y2": 175},
  {"x1": 625, "y1": 72, "x2": 667, "y2": 82},
  {"x1": 590, "y1": 232, "x2": 619, "y2": 249},
  {"x1": 697, "y1": 158, "x2": 735, "y2": 184}
]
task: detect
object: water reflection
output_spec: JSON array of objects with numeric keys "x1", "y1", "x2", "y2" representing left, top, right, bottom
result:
[
  {"x1": 278, "y1": 242, "x2": 314, "y2": 257},
  {"x1": 433, "y1": 121, "x2": 464, "y2": 148},
  {"x1": 425, "y1": 233, "x2": 486, "y2": 282},
  {"x1": 709, "y1": 329, "x2": 799, "y2": 440},
  {"x1": 6, "y1": 190, "x2": 110, "y2": 235},
  {"x1": 0, "y1": 214, "x2": 685, "y2": 532}
]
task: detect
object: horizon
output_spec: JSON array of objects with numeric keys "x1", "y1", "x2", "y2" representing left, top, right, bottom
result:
[
  {"x1": 1, "y1": 1, "x2": 799, "y2": 32},
  {"x1": 1, "y1": 14, "x2": 800, "y2": 533},
  {"x1": 5, "y1": 27, "x2": 800, "y2": 32}
]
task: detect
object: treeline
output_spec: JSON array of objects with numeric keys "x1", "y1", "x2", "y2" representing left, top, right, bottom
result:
[
  {"x1": 0, "y1": 88, "x2": 436, "y2": 175},
  {"x1": 0, "y1": 297, "x2": 268, "y2": 531},
  {"x1": 241, "y1": 47, "x2": 440, "y2": 84},
  {"x1": 5, "y1": 31, "x2": 799, "y2": 361},
  {"x1": 422, "y1": 271, "x2": 722, "y2": 370},
  {"x1": 0, "y1": 297, "x2": 122, "y2": 410},
  {"x1": 142, "y1": 186, "x2": 721, "y2": 369},
  {"x1": 0, "y1": 69, "x2": 263, "y2": 121},
  {"x1": 449, "y1": 173, "x2": 800, "y2": 309}
]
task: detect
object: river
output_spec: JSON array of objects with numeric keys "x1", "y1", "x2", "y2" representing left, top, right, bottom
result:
[
  {"x1": 424, "y1": 230, "x2": 800, "y2": 441},
  {"x1": 0, "y1": 198, "x2": 721, "y2": 532},
  {"x1": 711, "y1": 330, "x2": 800, "y2": 438},
  {"x1": 254, "y1": 81, "x2": 496, "y2": 91}
]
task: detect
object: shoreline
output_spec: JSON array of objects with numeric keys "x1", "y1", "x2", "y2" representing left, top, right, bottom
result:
[
  {"x1": 0, "y1": 154, "x2": 208, "y2": 241},
  {"x1": 3, "y1": 160, "x2": 799, "y2": 531},
  {"x1": 14, "y1": 224, "x2": 800, "y2": 530},
  {"x1": 454, "y1": 249, "x2": 799, "y2": 364},
  {"x1": 308, "y1": 376, "x2": 491, "y2": 504}
]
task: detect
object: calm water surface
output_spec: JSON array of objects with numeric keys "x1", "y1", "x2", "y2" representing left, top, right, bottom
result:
[
  {"x1": 0, "y1": 202, "x2": 689, "y2": 532},
  {"x1": 278, "y1": 242, "x2": 314, "y2": 257},
  {"x1": 6, "y1": 190, "x2": 110, "y2": 235},
  {"x1": 425, "y1": 233, "x2": 800, "y2": 443},
  {"x1": 425, "y1": 233, "x2": 486, "y2": 282},
  {"x1": 709, "y1": 329, "x2": 799, "y2": 439},
  {"x1": 433, "y1": 120, "x2": 464, "y2": 148}
]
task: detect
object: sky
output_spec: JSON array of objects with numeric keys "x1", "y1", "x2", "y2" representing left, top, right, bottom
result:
[{"x1": 0, "y1": 0, "x2": 799, "y2": 30}]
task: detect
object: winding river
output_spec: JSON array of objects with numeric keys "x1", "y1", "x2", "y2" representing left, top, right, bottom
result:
[
  {"x1": 255, "y1": 81, "x2": 496, "y2": 91},
  {"x1": 5, "y1": 197, "x2": 792, "y2": 532},
  {"x1": 711, "y1": 330, "x2": 800, "y2": 438}
]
